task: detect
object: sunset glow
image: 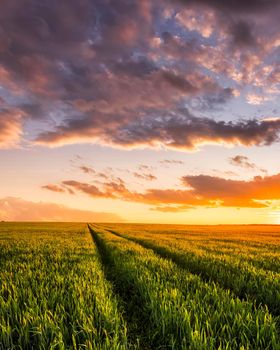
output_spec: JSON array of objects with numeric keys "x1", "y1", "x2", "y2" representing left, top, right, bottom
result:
[{"x1": 1, "y1": 0, "x2": 280, "y2": 223}]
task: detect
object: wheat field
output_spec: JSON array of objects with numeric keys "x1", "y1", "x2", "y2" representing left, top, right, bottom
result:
[{"x1": 1, "y1": 222, "x2": 280, "y2": 349}]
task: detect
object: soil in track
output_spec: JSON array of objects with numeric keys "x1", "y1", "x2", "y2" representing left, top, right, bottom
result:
[{"x1": 88, "y1": 224, "x2": 151, "y2": 350}]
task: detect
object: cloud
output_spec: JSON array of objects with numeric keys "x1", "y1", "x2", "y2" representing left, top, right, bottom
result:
[
  {"x1": 181, "y1": 173, "x2": 280, "y2": 207},
  {"x1": 61, "y1": 179, "x2": 197, "y2": 207},
  {"x1": 62, "y1": 180, "x2": 107, "y2": 198},
  {"x1": 175, "y1": 7, "x2": 215, "y2": 38},
  {"x1": 79, "y1": 165, "x2": 96, "y2": 174},
  {"x1": 175, "y1": 0, "x2": 280, "y2": 13},
  {"x1": 138, "y1": 164, "x2": 154, "y2": 172},
  {"x1": 78, "y1": 165, "x2": 123, "y2": 181},
  {"x1": 42, "y1": 184, "x2": 66, "y2": 193},
  {"x1": 160, "y1": 159, "x2": 184, "y2": 165},
  {"x1": 230, "y1": 20, "x2": 255, "y2": 47},
  {"x1": 0, "y1": 0, "x2": 280, "y2": 151},
  {"x1": 77, "y1": 162, "x2": 157, "y2": 183},
  {"x1": 57, "y1": 171, "x2": 280, "y2": 211},
  {"x1": 229, "y1": 155, "x2": 267, "y2": 173},
  {"x1": 0, "y1": 197, "x2": 123, "y2": 222},
  {"x1": 150, "y1": 205, "x2": 192, "y2": 212},
  {"x1": 230, "y1": 155, "x2": 256, "y2": 169},
  {"x1": 0, "y1": 109, "x2": 24, "y2": 148},
  {"x1": 246, "y1": 93, "x2": 272, "y2": 105},
  {"x1": 133, "y1": 172, "x2": 157, "y2": 181},
  {"x1": 34, "y1": 110, "x2": 280, "y2": 151}
]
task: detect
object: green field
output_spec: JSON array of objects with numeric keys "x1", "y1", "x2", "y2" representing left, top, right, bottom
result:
[{"x1": 1, "y1": 223, "x2": 280, "y2": 349}]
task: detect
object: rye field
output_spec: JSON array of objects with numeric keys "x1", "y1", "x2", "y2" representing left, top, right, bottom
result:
[{"x1": 0, "y1": 223, "x2": 280, "y2": 349}]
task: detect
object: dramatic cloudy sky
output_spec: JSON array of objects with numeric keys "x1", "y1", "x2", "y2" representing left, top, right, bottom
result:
[{"x1": 1, "y1": 0, "x2": 280, "y2": 223}]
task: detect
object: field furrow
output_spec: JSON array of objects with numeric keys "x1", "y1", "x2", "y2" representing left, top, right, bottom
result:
[
  {"x1": 90, "y1": 224, "x2": 280, "y2": 350},
  {"x1": 88, "y1": 224, "x2": 149, "y2": 350},
  {"x1": 103, "y1": 226, "x2": 280, "y2": 317},
  {"x1": 0, "y1": 223, "x2": 128, "y2": 350}
]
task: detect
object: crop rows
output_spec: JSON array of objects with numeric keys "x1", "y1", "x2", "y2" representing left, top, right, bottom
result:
[
  {"x1": 89, "y1": 225, "x2": 279, "y2": 349},
  {"x1": 1, "y1": 222, "x2": 280, "y2": 349},
  {"x1": 0, "y1": 223, "x2": 128, "y2": 350},
  {"x1": 101, "y1": 224, "x2": 280, "y2": 316}
]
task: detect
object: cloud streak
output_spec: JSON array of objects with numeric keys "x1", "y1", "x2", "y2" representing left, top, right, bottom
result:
[
  {"x1": 132, "y1": 172, "x2": 157, "y2": 181},
  {"x1": 229, "y1": 155, "x2": 267, "y2": 173},
  {"x1": 35, "y1": 113, "x2": 280, "y2": 151},
  {"x1": 0, "y1": 197, "x2": 123, "y2": 222},
  {"x1": 42, "y1": 184, "x2": 66, "y2": 193},
  {"x1": 160, "y1": 159, "x2": 184, "y2": 165}
]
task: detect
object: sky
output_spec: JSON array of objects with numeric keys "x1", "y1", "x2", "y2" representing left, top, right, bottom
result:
[{"x1": 0, "y1": 0, "x2": 280, "y2": 223}]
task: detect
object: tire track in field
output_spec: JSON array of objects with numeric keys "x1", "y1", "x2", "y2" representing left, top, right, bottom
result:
[
  {"x1": 88, "y1": 224, "x2": 151, "y2": 350},
  {"x1": 104, "y1": 227, "x2": 280, "y2": 318}
]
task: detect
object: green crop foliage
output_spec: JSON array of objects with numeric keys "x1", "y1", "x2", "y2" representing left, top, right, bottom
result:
[
  {"x1": 90, "y1": 225, "x2": 280, "y2": 350},
  {"x1": 1, "y1": 222, "x2": 280, "y2": 349},
  {"x1": 0, "y1": 223, "x2": 128, "y2": 350},
  {"x1": 102, "y1": 223, "x2": 280, "y2": 316}
]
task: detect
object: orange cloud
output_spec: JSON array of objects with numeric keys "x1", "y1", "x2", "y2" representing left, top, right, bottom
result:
[
  {"x1": 57, "y1": 172, "x2": 280, "y2": 211},
  {"x1": 79, "y1": 166, "x2": 96, "y2": 174},
  {"x1": 62, "y1": 180, "x2": 107, "y2": 198},
  {"x1": 181, "y1": 174, "x2": 280, "y2": 208},
  {"x1": 42, "y1": 184, "x2": 66, "y2": 193}
]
